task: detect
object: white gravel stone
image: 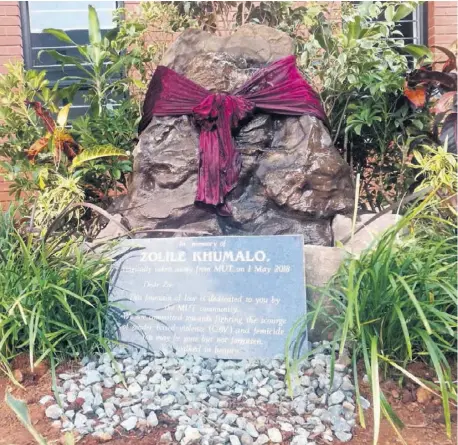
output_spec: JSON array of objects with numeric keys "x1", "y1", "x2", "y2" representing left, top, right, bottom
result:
[
  {"x1": 121, "y1": 416, "x2": 138, "y2": 431},
  {"x1": 291, "y1": 434, "x2": 310, "y2": 445},
  {"x1": 267, "y1": 428, "x2": 282, "y2": 443},
  {"x1": 147, "y1": 411, "x2": 159, "y2": 427},
  {"x1": 240, "y1": 433, "x2": 254, "y2": 445},
  {"x1": 335, "y1": 431, "x2": 352, "y2": 442},
  {"x1": 254, "y1": 434, "x2": 269, "y2": 445},
  {"x1": 230, "y1": 435, "x2": 241, "y2": 445},
  {"x1": 132, "y1": 404, "x2": 146, "y2": 419},
  {"x1": 39, "y1": 395, "x2": 54, "y2": 405},
  {"x1": 103, "y1": 402, "x2": 116, "y2": 418},
  {"x1": 74, "y1": 413, "x2": 87, "y2": 429},
  {"x1": 40, "y1": 342, "x2": 356, "y2": 443},
  {"x1": 257, "y1": 388, "x2": 270, "y2": 398},
  {"x1": 359, "y1": 396, "x2": 371, "y2": 410},
  {"x1": 66, "y1": 392, "x2": 77, "y2": 404},
  {"x1": 160, "y1": 431, "x2": 173, "y2": 442},
  {"x1": 328, "y1": 390, "x2": 345, "y2": 406},
  {"x1": 245, "y1": 422, "x2": 258, "y2": 438},
  {"x1": 45, "y1": 404, "x2": 63, "y2": 419},
  {"x1": 182, "y1": 427, "x2": 201, "y2": 445},
  {"x1": 64, "y1": 410, "x2": 75, "y2": 420},
  {"x1": 83, "y1": 370, "x2": 101, "y2": 385},
  {"x1": 128, "y1": 382, "x2": 142, "y2": 397}
]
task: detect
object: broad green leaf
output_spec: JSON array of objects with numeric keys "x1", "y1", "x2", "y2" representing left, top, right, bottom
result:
[
  {"x1": 403, "y1": 44, "x2": 433, "y2": 61},
  {"x1": 347, "y1": 16, "x2": 361, "y2": 41},
  {"x1": 5, "y1": 392, "x2": 48, "y2": 445},
  {"x1": 71, "y1": 145, "x2": 127, "y2": 168},
  {"x1": 347, "y1": 73, "x2": 357, "y2": 84},
  {"x1": 88, "y1": 5, "x2": 102, "y2": 67},
  {"x1": 88, "y1": 5, "x2": 102, "y2": 46},
  {"x1": 103, "y1": 58, "x2": 127, "y2": 80},
  {"x1": 393, "y1": 4, "x2": 414, "y2": 22},
  {"x1": 43, "y1": 28, "x2": 76, "y2": 45},
  {"x1": 39, "y1": 50, "x2": 92, "y2": 77},
  {"x1": 384, "y1": 5, "x2": 395, "y2": 22},
  {"x1": 38, "y1": 50, "x2": 80, "y2": 66}
]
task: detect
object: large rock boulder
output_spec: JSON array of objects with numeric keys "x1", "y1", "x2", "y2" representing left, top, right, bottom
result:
[{"x1": 120, "y1": 25, "x2": 354, "y2": 245}]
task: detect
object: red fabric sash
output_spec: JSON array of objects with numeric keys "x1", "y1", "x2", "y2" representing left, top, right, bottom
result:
[{"x1": 138, "y1": 55, "x2": 326, "y2": 214}]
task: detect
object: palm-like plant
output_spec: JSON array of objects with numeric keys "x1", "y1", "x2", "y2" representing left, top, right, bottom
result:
[{"x1": 41, "y1": 6, "x2": 130, "y2": 116}]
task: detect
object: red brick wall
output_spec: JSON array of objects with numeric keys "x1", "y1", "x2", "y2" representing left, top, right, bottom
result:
[
  {"x1": 428, "y1": 1, "x2": 458, "y2": 61},
  {"x1": 0, "y1": 1, "x2": 22, "y2": 74},
  {"x1": 0, "y1": 2, "x2": 21, "y2": 207}
]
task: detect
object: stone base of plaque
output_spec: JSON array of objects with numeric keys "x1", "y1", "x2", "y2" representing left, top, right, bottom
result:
[{"x1": 303, "y1": 245, "x2": 346, "y2": 341}]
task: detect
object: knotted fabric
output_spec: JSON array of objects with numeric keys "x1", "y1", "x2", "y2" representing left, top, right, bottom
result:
[{"x1": 138, "y1": 55, "x2": 326, "y2": 214}]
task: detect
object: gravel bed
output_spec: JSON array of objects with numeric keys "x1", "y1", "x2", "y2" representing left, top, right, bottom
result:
[{"x1": 41, "y1": 342, "x2": 368, "y2": 444}]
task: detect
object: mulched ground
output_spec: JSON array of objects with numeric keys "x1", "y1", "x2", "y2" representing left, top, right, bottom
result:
[{"x1": 0, "y1": 356, "x2": 456, "y2": 445}]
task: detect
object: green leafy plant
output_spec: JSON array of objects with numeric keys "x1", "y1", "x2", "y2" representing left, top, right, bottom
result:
[
  {"x1": 113, "y1": 2, "x2": 193, "y2": 92},
  {"x1": 0, "y1": 206, "x2": 119, "y2": 387},
  {"x1": 287, "y1": 187, "x2": 457, "y2": 444},
  {"x1": 0, "y1": 65, "x2": 133, "y2": 209},
  {"x1": 0, "y1": 62, "x2": 59, "y2": 161},
  {"x1": 32, "y1": 174, "x2": 85, "y2": 231},
  {"x1": 0, "y1": 63, "x2": 65, "y2": 202},
  {"x1": 410, "y1": 141, "x2": 457, "y2": 218},
  {"x1": 22, "y1": 100, "x2": 130, "y2": 210},
  {"x1": 42, "y1": 6, "x2": 131, "y2": 116},
  {"x1": 291, "y1": 1, "x2": 432, "y2": 209},
  {"x1": 71, "y1": 99, "x2": 138, "y2": 197}
]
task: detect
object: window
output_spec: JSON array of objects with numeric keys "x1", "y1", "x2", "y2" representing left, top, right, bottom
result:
[
  {"x1": 351, "y1": 2, "x2": 427, "y2": 46},
  {"x1": 393, "y1": 4, "x2": 427, "y2": 46},
  {"x1": 20, "y1": 1, "x2": 120, "y2": 118}
]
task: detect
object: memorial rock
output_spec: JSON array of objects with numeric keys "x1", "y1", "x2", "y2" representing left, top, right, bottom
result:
[{"x1": 120, "y1": 24, "x2": 354, "y2": 245}]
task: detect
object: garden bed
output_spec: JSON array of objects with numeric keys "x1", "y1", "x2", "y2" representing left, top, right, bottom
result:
[{"x1": 0, "y1": 354, "x2": 455, "y2": 445}]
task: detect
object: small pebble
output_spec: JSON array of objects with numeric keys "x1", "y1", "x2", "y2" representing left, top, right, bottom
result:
[{"x1": 267, "y1": 428, "x2": 282, "y2": 443}]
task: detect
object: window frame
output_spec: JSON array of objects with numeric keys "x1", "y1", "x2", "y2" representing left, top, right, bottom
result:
[
  {"x1": 19, "y1": 1, "x2": 124, "y2": 119},
  {"x1": 20, "y1": 1, "x2": 123, "y2": 72}
]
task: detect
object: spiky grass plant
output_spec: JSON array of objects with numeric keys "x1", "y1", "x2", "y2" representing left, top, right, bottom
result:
[
  {"x1": 0, "y1": 206, "x2": 119, "y2": 388},
  {"x1": 287, "y1": 190, "x2": 457, "y2": 445}
]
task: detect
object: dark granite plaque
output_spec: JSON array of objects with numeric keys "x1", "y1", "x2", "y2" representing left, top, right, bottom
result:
[{"x1": 109, "y1": 235, "x2": 306, "y2": 359}]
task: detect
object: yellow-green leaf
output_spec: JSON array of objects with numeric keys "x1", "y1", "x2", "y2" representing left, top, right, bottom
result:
[
  {"x1": 71, "y1": 145, "x2": 127, "y2": 169},
  {"x1": 56, "y1": 104, "x2": 71, "y2": 128}
]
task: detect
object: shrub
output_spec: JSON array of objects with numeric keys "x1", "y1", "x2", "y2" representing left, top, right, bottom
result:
[
  {"x1": 0, "y1": 6, "x2": 138, "y2": 211},
  {"x1": 113, "y1": 2, "x2": 193, "y2": 93},
  {"x1": 287, "y1": 173, "x2": 457, "y2": 444},
  {"x1": 0, "y1": 207, "x2": 117, "y2": 385},
  {"x1": 292, "y1": 1, "x2": 432, "y2": 209}
]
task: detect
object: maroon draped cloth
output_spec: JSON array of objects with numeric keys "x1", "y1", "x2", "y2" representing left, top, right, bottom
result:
[{"x1": 138, "y1": 55, "x2": 326, "y2": 214}]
